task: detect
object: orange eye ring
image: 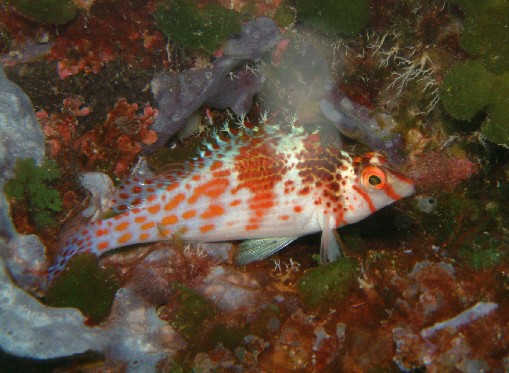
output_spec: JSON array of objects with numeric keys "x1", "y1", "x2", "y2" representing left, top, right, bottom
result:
[{"x1": 361, "y1": 166, "x2": 387, "y2": 190}]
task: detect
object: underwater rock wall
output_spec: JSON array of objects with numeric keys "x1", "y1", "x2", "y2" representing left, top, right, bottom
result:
[{"x1": 0, "y1": 65, "x2": 47, "y2": 290}]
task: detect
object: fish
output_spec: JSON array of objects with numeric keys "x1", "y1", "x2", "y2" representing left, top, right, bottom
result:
[{"x1": 48, "y1": 120, "x2": 415, "y2": 282}]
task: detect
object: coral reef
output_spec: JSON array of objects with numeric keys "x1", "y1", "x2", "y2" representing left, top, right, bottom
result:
[{"x1": 2, "y1": 0, "x2": 509, "y2": 371}]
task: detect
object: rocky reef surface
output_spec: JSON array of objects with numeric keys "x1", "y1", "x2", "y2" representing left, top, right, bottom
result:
[{"x1": 1, "y1": 0, "x2": 509, "y2": 371}]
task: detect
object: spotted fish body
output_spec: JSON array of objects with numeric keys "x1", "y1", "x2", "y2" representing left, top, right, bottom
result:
[{"x1": 48, "y1": 121, "x2": 414, "y2": 281}]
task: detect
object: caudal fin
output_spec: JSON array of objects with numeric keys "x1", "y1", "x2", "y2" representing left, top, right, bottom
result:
[{"x1": 47, "y1": 225, "x2": 97, "y2": 283}]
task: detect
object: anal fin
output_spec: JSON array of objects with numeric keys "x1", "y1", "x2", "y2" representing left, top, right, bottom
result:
[{"x1": 235, "y1": 237, "x2": 299, "y2": 265}]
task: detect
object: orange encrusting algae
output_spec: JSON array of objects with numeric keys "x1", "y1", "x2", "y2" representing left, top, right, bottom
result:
[{"x1": 48, "y1": 120, "x2": 415, "y2": 281}]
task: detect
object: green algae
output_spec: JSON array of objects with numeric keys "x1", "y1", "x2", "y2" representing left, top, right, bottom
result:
[
  {"x1": 207, "y1": 324, "x2": 251, "y2": 351},
  {"x1": 153, "y1": 0, "x2": 244, "y2": 54},
  {"x1": 45, "y1": 254, "x2": 120, "y2": 323},
  {"x1": 418, "y1": 192, "x2": 479, "y2": 245},
  {"x1": 481, "y1": 72, "x2": 509, "y2": 145},
  {"x1": 452, "y1": 0, "x2": 509, "y2": 74},
  {"x1": 168, "y1": 281, "x2": 217, "y2": 341},
  {"x1": 297, "y1": 258, "x2": 358, "y2": 310},
  {"x1": 439, "y1": 60, "x2": 493, "y2": 122},
  {"x1": 295, "y1": 0, "x2": 370, "y2": 36},
  {"x1": 273, "y1": 5, "x2": 297, "y2": 30},
  {"x1": 4, "y1": 158, "x2": 63, "y2": 229},
  {"x1": 11, "y1": 0, "x2": 77, "y2": 25},
  {"x1": 440, "y1": 60, "x2": 509, "y2": 146},
  {"x1": 458, "y1": 232, "x2": 508, "y2": 270},
  {"x1": 438, "y1": 0, "x2": 509, "y2": 147}
]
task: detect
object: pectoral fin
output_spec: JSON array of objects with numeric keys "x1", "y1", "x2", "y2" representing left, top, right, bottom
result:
[
  {"x1": 235, "y1": 237, "x2": 299, "y2": 265},
  {"x1": 319, "y1": 215, "x2": 342, "y2": 264}
]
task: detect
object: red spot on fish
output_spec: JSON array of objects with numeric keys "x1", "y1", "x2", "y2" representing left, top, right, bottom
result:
[
  {"x1": 299, "y1": 186, "x2": 310, "y2": 195},
  {"x1": 115, "y1": 221, "x2": 129, "y2": 231},
  {"x1": 212, "y1": 169, "x2": 231, "y2": 178},
  {"x1": 164, "y1": 193, "x2": 186, "y2": 211},
  {"x1": 230, "y1": 199, "x2": 241, "y2": 206},
  {"x1": 135, "y1": 216, "x2": 147, "y2": 223},
  {"x1": 98, "y1": 241, "x2": 109, "y2": 250},
  {"x1": 182, "y1": 210, "x2": 197, "y2": 219},
  {"x1": 210, "y1": 160, "x2": 223, "y2": 170},
  {"x1": 147, "y1": 204, "x2": 161, "y2": 214},
  {"x1": 200, "y1": 224, "x2": 215, "y2": 233},
  {"x1": 96, "y1": 229, "x2": 109, "y2": 237},
  {"x1": 118, "y1": 233, "x2": 132, "y2": 244},
  {"x1": 162, "y1": 215, "x2": 178, "y2": 225},
  {"x1": 141, "y1": 222, "x2": 155, "y2": 230},
  {"x1": 188, "y1": 178, "x2": 229, "y2": 203},
  {"x1": 200, "y1": 204, "x2": 225, "y2": 219}
]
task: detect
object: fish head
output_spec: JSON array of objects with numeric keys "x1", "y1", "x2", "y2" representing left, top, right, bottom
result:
[{"x1": 342, "y1": 152, "x2": 415, "y2": 224}]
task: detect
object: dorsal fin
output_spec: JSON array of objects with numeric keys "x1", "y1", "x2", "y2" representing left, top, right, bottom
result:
[{"x1": 194, "y1": 115, "x2": 306, "y2": 165}]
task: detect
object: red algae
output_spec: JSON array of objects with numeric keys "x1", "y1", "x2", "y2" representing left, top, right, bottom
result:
[
  {"x1": 408, "y1": 150, "x2": 479, "y2": 192},
  {"x1": 39, "y1": 97, "x2": 157, "y2": 178},
  {"x1": 47, "y1": 0, "x2": 169, "y2": 78}
]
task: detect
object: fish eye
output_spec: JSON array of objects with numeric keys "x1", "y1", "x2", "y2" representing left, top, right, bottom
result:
[
  {"x1": 368, "y1": 175, "x2": 382, "y2": 186},
  {"x1": 361, "y1": 166, "x2": 387, "y2": 190}
]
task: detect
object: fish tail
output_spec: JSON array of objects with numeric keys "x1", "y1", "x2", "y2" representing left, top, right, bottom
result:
[{"x1": 47, "y1": 222, "x2": 103, "y2": 282}]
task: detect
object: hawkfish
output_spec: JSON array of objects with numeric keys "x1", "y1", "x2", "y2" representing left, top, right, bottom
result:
[{"x1": 48, "y1": 120, "x2": 414, "y2": 282}]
